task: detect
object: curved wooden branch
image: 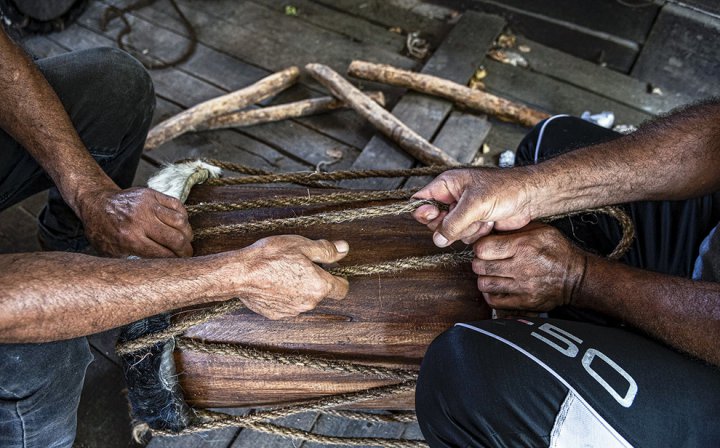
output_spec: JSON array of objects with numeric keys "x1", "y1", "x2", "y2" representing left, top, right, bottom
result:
[
  {"x1": 348, "y1": 60, "x2": 550, "y2": 127},
  {"x1": 196, "y1": 92, "x2": 385, "y2": 131},
  {"x1": 144, "y1": 66, "x2": 300, "y2": 151},
  {"x1": 305, "y1": 63, "x2": 459, "y2": 167}
]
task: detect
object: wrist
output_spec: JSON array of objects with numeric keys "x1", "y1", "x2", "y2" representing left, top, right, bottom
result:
[
  {"x1": 567, "y1": 251, "x2": 588, "y2": 306},
  {"x1": 70, "y1": 178, "x2": 121, "y2": 221}
]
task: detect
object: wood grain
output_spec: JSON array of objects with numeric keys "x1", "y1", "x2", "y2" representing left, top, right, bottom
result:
[{"x1": 175, "y1": 186, "x2": 490, "y2": 409}]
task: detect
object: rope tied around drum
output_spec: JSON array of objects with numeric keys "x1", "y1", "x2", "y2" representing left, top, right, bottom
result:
[{"x1": 121, "y1": 159, "x2": 636, "y2": 446}]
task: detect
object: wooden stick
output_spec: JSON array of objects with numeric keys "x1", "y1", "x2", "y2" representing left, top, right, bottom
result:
[
  {"x1": 196, "y1": 92, "x2": 386, "y2": 131},
  {"x1": 348, "y1": 61, "x2": 550, "y2": 127},
  {"x1": 305, "y1": 63, "x2": 459, "y2": 167},
  {"x1": 144, "y1": 66, "x2": 300, "y2": 151}
]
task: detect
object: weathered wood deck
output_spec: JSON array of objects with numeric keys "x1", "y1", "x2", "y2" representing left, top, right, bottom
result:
[{"x1": 0, "y1": 1, "x2": 696, "y2": 447}]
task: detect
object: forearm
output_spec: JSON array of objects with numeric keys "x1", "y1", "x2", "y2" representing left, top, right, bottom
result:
[
  {"x1": 0, "y1": 252, "x2": 241, "y2": 343},
  {"x1": 0, "y1": 29, "x2": 117, "y2": 214},
  {"x1": 574, "y1": 255, "x2": 720, "y2": 366},
  {"x1": 527, "y1": 100, "x2": 720, "y2": 218}
]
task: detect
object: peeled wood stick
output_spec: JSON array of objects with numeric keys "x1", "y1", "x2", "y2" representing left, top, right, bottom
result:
[
  {"x1": 305, "y1": 63, "x2": 459, "y2": 167},
  {"x1": 196, "y1": 92, "x2": 386, "y2": 131},
  {"x1": 348, "y1": 60, "x2": 550, "y2": 127},
  {"x1": 144, "y1": 66, "x2": 300, "y2": 151}
]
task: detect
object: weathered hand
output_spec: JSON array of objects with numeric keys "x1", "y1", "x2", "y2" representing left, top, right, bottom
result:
[
  {"x1": 236, "y1": 235, "x2": 350, "y2": 320},
  {"x1": 471, "y1": 223, "x2": 586, "y2": 312},
  {"x1": 412, "y1": 167, "x2": 536, "y2": 247},
  {"x1": 79, "y1": 187, "x2": 193, "y2": 258}
]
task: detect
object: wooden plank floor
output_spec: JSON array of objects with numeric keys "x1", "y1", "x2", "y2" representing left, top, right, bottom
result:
[{"x1": 0, "y1": 1, "x2": 695, "y2": 447}]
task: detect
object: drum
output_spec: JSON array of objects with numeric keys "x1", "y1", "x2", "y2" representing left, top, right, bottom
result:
[{"x1": 163, "y1": 183, "x2": 489, "y2": 411}]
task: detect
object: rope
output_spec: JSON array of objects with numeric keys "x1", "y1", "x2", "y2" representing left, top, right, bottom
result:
[
  {"x1": 101, "y1": 0, "x2": 197, "y2": 70},
  {"x1": 324, "y1": 410, "x2": 417, "y2": 424},
  {"x1": 202, "y1": 160, "x2": 462, "y2": 186},
  {"x1": 194, "y1": 199, "x2": 440, "y2": 238},
  {"x1": 186, "y1": 189, "x2": 417, "y2": 215},
  {"x1": 176, "y1": 338, "x2": 417, "y2": 381},
  {"x1": 123, "y1": 159, "x2": 637, "y2": 445},
  {"x1": 117, "y1": 250, "x2": 473, "y2": 356}
]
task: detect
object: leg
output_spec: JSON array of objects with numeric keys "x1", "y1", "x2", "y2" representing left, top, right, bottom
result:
[
  {"x1": 515, "y1": 116, "x2": 719, "y2": 279},
  {"x1": 0, "y1": 338, "x2": 93, "y2": 448},
  {"x1": 0, "y1": 47, "x2": 155, "y2": 251},
  {"x1": 416, "y1": 318, "x2": 720, "y2": 447}
]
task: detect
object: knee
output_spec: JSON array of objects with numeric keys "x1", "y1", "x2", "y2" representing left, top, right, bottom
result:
[
  {"x1": 416, "y1": 325, "x2": 499, "y2": 445},
  {"x1": 80, "y1": 47, "x2": 155, "y2": 129}
]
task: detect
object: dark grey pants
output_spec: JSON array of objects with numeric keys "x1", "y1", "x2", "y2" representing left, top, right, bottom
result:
[{"x1": 0, "y1": 47, "x2": 154, "y2": 448}]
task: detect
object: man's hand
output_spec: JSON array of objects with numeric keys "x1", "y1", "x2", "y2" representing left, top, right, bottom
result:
[
  {"x1": 412, "y1": 168, "x2": 536, "y2": 247},
  {"x1": 234, "y1": 235, "x2": 350, "y2": 320},
  {"x1": 471, "y1": 223, "x2": 586, "y2": 312},
  {"x1": 79, "y1": 187, "x2": 193, "y2": 258}
]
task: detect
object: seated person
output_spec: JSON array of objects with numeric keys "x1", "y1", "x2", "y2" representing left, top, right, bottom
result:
[
  {"x1": 0, "y1": 28, "x2": 347, "y2": 448},
  {"x1": 412, "y1": 105, "x2": 720, "y2": 447}
]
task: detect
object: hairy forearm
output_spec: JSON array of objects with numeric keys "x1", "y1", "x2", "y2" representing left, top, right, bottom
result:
[
  {"x1": 527, "y1": 100, "x2": 720, "y2": 218},
  {"x1": 0, "y1": 252, "x2": 242, "y2": 343},
  {"x1": 0, "y1": 29, "x2": 117, "y2": 214},
  {"x1": 574, "y1": 255, "x2": 720, "y2": 366}
]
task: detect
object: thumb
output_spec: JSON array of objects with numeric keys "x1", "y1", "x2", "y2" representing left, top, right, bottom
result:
[
  {"x1": 316, "y1": 266, "x2": 350, "y2": 300},
  {"x1": 434, "y1": 193, "x2": 486, "y2": 247},
  {"x1": 300, "y1": 239, "x2": 350, "y2": 264}
]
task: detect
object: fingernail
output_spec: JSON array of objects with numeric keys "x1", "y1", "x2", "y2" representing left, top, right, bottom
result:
[
  {"x1": 433, "y1": 232, "x2": 449, "y2": 247},
  {"x1": 426, "y1": 210, "x2": 438, "y2": 221},
  {"x1": 334, "y1": 240, "x2": 349, "y2": 253}
]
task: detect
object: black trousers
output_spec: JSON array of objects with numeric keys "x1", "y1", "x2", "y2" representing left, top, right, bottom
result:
[
  {"x1": 416, "y1": 116, "x2": 720, "y2": 447},
  {"x1": 0, "y1": 46, "x2": 154, "y2": 251}
]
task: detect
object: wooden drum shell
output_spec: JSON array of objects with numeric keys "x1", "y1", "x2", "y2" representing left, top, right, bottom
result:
[{"x1": 176, "y1": 185, "x2": 490, "y2": 410}]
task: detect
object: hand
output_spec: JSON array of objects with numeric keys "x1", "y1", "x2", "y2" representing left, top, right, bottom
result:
[
  {"x1": 471, "y1": 223, "x2": 586, "y2": 312},
  {"x1": 79, "y1": 187, "x2": 193, "y2": 258},
  {"x1": 236, "y1": 235, "x2": 350, "y2": 319},
  {"x1": 412, "y1": 167, "x2": 536, "y2": 247}
]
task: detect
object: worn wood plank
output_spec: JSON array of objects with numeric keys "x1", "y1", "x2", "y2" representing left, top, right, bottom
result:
[
  {"x1": 404, "y1": 111, "x2": 491, "y2": 189},
  {"x1": 20, "y1": 34, "x2": 68, "y2": 59},
  {"x1": 229, "y1": 412, "x2": 319, "y2": 448},
  {"x1": 90, "y1": 0, "x2": 380, "y2": 151},
  {"x1": 74, "y1": 348, "x2": 134, "y2": 448},
  {"x1": 515, "y1": 36, "x2": 693, "y2": 115},
  {"x1": 313, "y1": 0, "x2": 451, "y2": 46},
  {"x1": 631, "y1": 3, "x2": 720, "y2": 100},
  {"x1": 343, "y1": 11, "x2": 505, "y2": 190},
  {"x1": 304, "y1": 413, "x2": 406, "y2": 448},
  {"x1": 483, "y1": 59, "x2": 651, "y2": 126},
  {"x1": 249, "y1": 0, "x2": 407, "y2": 51},
  {"x1": 484, "y1": 118, "x2": 528, "y2": 158}
]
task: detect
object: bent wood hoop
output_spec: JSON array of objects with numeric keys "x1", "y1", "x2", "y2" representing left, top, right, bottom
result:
[{"x1": 176, "y1": 185, "x2": 490, "y2": 410}]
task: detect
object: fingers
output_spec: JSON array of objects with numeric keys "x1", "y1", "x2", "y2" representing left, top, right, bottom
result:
[
  {"x1": 476, "y1": 275, "x2": 515, "y2": 294},
  {"x1": 315, "y1": 266, "x2": 350, "y2": 301},
  {"x1": 412, "y1": 203, "x2": 440, "y2": 225},
  {"x1": 152, "y1": 190, "x2": 186, "y2": 212},
  {"x1": 298, "y1": 239, "x2": 349, "y2": 264},
  {"x1": 473, "y1": 235, "x2": 519, "y2": 260},
  {"x1": 131, "y1": 236, "x2": 178, "y2": 258},
  {"x1": 434, "y1": 193, "x2": 486, "y2": 247},
  {"x1": 147, "y1": 227, "x2": 193, "y2": 257}
]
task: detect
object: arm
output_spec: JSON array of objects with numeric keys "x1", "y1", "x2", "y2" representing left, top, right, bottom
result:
[
  {"x1": 472, "y1": 224, "x2": 720, "y2": 366},
  {"x1": 413, "y1": 100, "x2": 720, "y2": 247},
  {"x1": 0, "y1": 235, "x2": 349, "y2": 343},
  {"x1": 0, "y1": 28, "x2": 190, "y2": 257}
]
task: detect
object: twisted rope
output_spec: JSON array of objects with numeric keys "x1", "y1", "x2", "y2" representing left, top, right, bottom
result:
[
  {"x1": 186, "y1": 189, "x2": 417, "y2": 215},
  {"x1": 176, "y1": 338, "x2": 417, "y2": 381},
  {"x1": 117, "y1": 250, "x2": 473, "y2": 356},
  {"x1": 194, "y1": 200, "x2": 439, "y2": 238}
]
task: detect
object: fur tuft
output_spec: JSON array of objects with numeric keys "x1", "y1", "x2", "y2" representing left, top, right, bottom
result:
[{"x1": 147, "y1": 160, "x2": 222, "y2": 200}]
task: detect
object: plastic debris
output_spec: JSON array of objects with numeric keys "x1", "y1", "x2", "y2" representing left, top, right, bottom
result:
[
  {"x1": 612, "y1": 124, "x2": 638, "y2": 134},
  {"x1": 498, "y1": 150, "x2": 516, "y2": 168},
  {"x1": 284, "y1": 5, "x2": 298, "y2": 16},
  {"x1": 488, "y1": 49, "x2": 528, "y2": 68},
  {"x1": 406, "y1": 31, "x2": 430, "y2": 59},
  {"x1": 518, "y1": 44, "x2": 531, "y2": 53},
  {"x1": 496, "y1": 33, "x2": 516, "y2": 49},
  {"x1": 581, "y1": 110, "x2": 615, "y2": 129}
]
